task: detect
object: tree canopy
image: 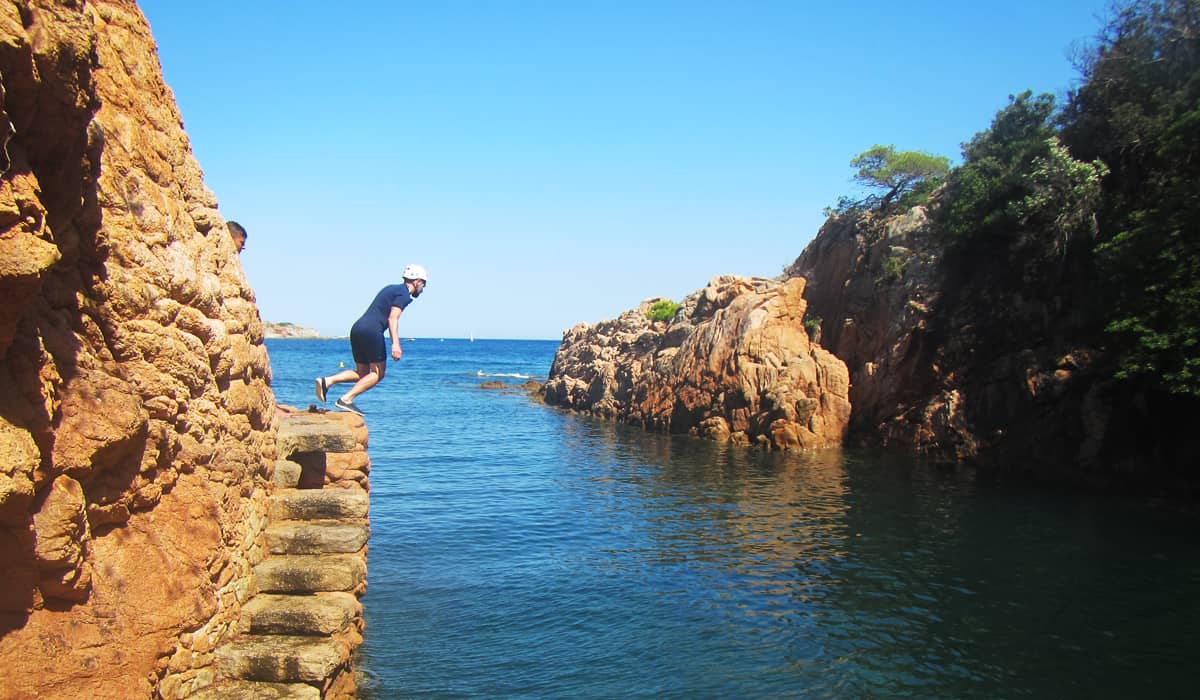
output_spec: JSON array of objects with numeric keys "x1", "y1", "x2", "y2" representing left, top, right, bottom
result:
[
  {"x1": 1061, "y1": 0, "x2": 1200, "y2": 396},
  {"x1": 849, "y1": 144, "x2": 950, "y2": 210}
]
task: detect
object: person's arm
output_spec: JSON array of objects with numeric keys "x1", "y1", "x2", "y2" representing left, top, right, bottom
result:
[{"x1": 388, "y1": 306, "x2": 404, "y2": 360}]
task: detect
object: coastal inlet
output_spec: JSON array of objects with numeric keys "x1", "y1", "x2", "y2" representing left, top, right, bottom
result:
[{"x1": 267, "y1": 337, "x2": 1200, "y2": 699}]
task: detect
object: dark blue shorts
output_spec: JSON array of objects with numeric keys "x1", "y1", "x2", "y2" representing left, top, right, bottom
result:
[{"x1": 349, "y1": 320, "x2": 385, "y2": 364}]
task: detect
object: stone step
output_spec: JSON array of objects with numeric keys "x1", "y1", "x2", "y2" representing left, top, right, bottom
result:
[
  {"x1": 188, "y1": 680, "x2": 320, "y2": 700},
  {"x1": 266, "y1": 520, "x2": 370, "y2": 555},
  {"x1": 241, "y1": 593, "x2": 361, "y2": 636},
  {"x1": 254, "y1": 554, "x2": 366, "y2": 594},
  {"x1": 270, "y1": 488, "x2": 369, "y2": 521},
  {"x1": 215, "y1": 635, "x2": 348, "y2": 683},
  {"x1": 277, "y1": 415, "x2": 358, "y2": 457}
]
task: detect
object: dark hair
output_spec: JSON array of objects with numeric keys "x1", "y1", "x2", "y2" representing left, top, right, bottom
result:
[{"x1": 227, "y1": 221, "x2": 247, "y2": 239}]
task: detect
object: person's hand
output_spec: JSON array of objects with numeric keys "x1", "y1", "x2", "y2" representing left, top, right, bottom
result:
[{"x1": 391, "y1": 343, "x2": 402, "y2": 361}]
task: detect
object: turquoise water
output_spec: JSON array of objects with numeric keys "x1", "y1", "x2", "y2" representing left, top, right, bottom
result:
[{"x1": 267, "y1": 338, "x2": 1200, "y2": 699}]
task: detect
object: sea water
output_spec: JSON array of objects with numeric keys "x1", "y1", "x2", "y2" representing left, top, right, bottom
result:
[{"x1": 266, "y1": 338, "x2": 1200, "y2": 699}]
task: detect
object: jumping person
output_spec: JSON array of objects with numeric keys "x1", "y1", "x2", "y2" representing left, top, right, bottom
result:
[{"x1": 314, "y1": 264, "x2": 428, "y2": 415}]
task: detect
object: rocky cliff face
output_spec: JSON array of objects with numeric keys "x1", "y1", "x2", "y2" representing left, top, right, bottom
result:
[
  {"x1": 545, "y1": 199, "x2": 1197, "y2": 488},
  {"x1": 0, "y1": 1, "x2": 277, "y2": 696},
  {"x1": 543, "y1": 275, "x2": 851, "y2": 450},
  {"x1": 786, "y1": 206, "x2": 1199, "y2": 486},
  {"x1": 783, "y1": 208, "x2": 968, "y2": 454}
]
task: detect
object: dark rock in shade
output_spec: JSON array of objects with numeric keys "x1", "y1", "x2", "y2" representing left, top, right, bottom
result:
[{"x1": 784, "y1": 206, "x2": 1200, "y2": 488}]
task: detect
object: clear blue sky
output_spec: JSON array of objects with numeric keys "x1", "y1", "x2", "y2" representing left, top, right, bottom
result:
[{"x1": 138, "y1": 0, "x2": 1112, "y2": 340}]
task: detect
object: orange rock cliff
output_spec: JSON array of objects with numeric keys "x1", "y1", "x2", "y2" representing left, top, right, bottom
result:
[{"x1": 0, "y1": 0, "x2": 295, "y2": 696}]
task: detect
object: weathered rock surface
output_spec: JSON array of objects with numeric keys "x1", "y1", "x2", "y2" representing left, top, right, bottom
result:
[
  {"x1": 240, "y1": 593, "x2": 361, "y2": 636},
  {"x1": 203, "y1": 413, "x2": 369, "y2": 700},
  {"x1": 277, "y1": 413, "x2": 359, "y2": 457},
  {"x1": 265, "y1": 520, "x2": 370, "y2": 555},
  {"x1": 0, "y1": 0, "x2": 276, "y2": 696},
  {"x1": 254, "y1": 554, "x2": 367, "y2": 594},
  {"x1": 276, "y1": 409, "x2": 371, "y2": 491},
  {"x1": 189, "y1": 681, "x2": 321, "y2": 700},
  {"x1": 269, "y1": 487, "x2": 370, "y2": 522},
  {"x1": 215, "y1": 635, "x2": 348, "y2": 684},
  {"x1": 543, "y1": 275, "x2": 850, "y2": 450},
  {"x1": 784, "y1": 208, "x2": 961, "y2": 453},
  {"x1": 785, "y1": 206, "x2": 1200, "y2": 485}
]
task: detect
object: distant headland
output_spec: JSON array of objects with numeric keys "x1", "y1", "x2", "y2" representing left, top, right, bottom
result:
[{"x1": 263, "y1": 321, "x2": 324, "y2": 338}]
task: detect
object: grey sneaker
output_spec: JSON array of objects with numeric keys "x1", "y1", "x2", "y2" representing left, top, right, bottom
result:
[{"x1": 334, "y1": 398, "x2": 364, "y2": 416}]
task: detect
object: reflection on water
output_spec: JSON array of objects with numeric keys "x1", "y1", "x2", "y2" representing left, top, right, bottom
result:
[{"x1": 264, "y1": 340, "x2": 1200, "y2": 699}]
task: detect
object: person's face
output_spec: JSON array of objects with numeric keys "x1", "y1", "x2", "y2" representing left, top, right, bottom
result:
[
  {"x1": 233, "y1": 233, "x2": 246, "y2": 253},
  {"x1": 412, "y1": 278, "x2": 426, "y2": 297}
]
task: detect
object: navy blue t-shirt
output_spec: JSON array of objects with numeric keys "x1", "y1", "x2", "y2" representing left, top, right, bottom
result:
[{"x1": 356, "y1": 283, "x2": 413, "y2": 333}]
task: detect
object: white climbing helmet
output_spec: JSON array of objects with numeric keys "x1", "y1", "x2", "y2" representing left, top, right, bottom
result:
[{"x1": 402, "y1": 263, "x2": 428, "y2": 282}]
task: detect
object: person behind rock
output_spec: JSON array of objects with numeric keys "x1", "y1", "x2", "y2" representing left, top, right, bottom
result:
[
  {"x1": 227, "y1": 220, "x2": 247, "y2": 253},
  {"x1": 314, "y1": 264, "x2": 428, "y2": 415}
]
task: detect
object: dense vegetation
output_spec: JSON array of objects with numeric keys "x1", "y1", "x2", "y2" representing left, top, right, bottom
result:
[
  {"x1": 837, "y1": 0, "x2": 1199, "y2": 398},
  {"x1": 1060, "y1": 0, "x2": 1200, "y2": 396}
]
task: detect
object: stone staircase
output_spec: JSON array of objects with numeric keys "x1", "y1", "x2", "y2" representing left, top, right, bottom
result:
[{"x1": 189, "y1": 411, "x2": 370, "y2": 700}]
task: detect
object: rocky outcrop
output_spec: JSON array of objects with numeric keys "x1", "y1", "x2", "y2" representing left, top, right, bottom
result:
[
  {"x1": 263, "y1": 322, "x2": 322, "y2": 339},
  {"x1": 0, "y1": 0, "x2": 283, "y2": 696},
  {"x1": 543, "y1": 275, "x2": 851, "y2": 450},
  {"x1": 786, "y1": 206, "x2": 1200, "y2": 486}
]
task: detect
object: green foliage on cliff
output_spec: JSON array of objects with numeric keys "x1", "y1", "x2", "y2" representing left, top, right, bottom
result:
[
  {"x1": 937, "y1": 91, "x2": 1061, "y2": 241},
  {"x1": 1060, "y1": 0, "x2": 1200, "y2": 396},
  {"x1": 851, "y1": 145, "x2": 951, "y2": 210},
  {"x1": 804, "y1": 316, "x2": 823, "y2": 343},
  {"x1": 885, "y1": 0, "x2": 1200, "y2": 398},
  {"x1": 646, "y1": 300, "x2": 681, "y2": 323},
  {"x1": 828, "y1": 145, "x2": 950, "y2": 216}
]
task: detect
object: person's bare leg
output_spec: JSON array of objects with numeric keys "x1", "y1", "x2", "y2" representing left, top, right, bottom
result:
[
  {"x1": 322, "y1": 369, "x2": 362, "y2": 388},
  {"x1": 341, "y1": 361, "x2": 386, "y2": 403}
]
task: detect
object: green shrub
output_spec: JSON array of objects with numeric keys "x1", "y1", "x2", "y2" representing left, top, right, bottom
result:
[
  {"x1": 881, "y1": 255, "x2": 909, "y2": 283},
  {"x1": 804, "y1": 316, "x2": 822, "y2": 343},
  {"x1": 646, "y1": 300, "x2": 680, "y2": 323}
]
